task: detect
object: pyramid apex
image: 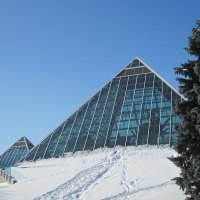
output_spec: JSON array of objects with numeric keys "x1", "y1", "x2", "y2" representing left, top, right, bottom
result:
[
  {"x1": 125, "y1": 57, "x2": 145, "y2": 69},
  {"x1": 132, "y1": 56, "x2": 140, "y2": 60}
]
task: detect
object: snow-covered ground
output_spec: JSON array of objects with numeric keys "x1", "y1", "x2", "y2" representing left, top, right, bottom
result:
[{"x1": 0, "y1": 146, "x2": 185, "y2": 200}]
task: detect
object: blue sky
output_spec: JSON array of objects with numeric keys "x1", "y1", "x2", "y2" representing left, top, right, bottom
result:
[{"x1": 0, "y1": 0, "x2": 199, "y2": 153}]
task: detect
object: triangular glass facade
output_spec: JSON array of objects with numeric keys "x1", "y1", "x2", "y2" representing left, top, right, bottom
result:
[
  {"x1": 0, "y1": 137, "x2": 34, "y2": 169},
  {"x1": 20, "y1": 58, "x2": 182, "y2": 162}
]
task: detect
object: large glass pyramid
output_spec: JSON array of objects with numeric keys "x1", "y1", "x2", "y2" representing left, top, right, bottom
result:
[
  {"x1": 20, "y1": 58, "x2": 182, "y2": 162},
  {"x1": 0, "y1": 136, "x2": 34, "y2": 169}
]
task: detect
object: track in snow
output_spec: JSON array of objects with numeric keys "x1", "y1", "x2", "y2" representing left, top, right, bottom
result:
[
  {"x1": 103, "y1": 181, "x2": 173, "y2": 200},
  {"x1": 34, "y1": 151, "x2": 122, "y2": 200}
]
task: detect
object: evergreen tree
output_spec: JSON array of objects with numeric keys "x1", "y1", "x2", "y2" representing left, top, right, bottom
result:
[{"x1": 170, "y1": 20, "x2": 200, "y2": 200}]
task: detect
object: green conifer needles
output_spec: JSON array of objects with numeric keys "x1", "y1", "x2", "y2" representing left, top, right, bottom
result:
[{"x1": 170, "y1": 20, "x2": 200, "y2": 200}]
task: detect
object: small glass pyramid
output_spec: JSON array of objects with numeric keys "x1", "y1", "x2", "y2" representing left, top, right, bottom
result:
[
  {"x1": 0, "y1": 136, "x2": 34, "y2": 169},
  {"x1": 19, "y1": 58, "x2": 182, "y2": 162}
]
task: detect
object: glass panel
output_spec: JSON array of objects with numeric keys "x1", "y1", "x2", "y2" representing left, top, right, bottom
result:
[
  {"x1": 43, "y1": 123, "x2": 65, "y2": 159},
  {"x1": 142, "y1": 67, "x2": 151, "y2": 73},
  {"x1": 134, "y1": 68, "x2": 143, "y2": 74},
  {"x1": 125, "y1": 63, "x2": 132, "y2": 69},
  {"x1": 23, "y1": 146, "x2": 39, "y2": 162},
  {"x1": 83, "y1": 83, "x2": 111, "y2": 151},
  {"x1": 136, "y1": 74, "x2": 145, "y2": 89},
  {"x1": 95, "y1": 78, "x2": 120, "y2": 149},
  {"x1": 0, "y1": 149, "x2": 13, "y2": 167},
  {"x1": 158, "y1": 82, "x2": 171, "y2": 144},
  {"x1": 130, "y1": 59, "x2": 144, "y2": 68},
  {"x1": 130, "y1": 59, "x2": 140, "y2": 68},
  {"x1": 125, "y1": 76, "x2": 139, "y2": 146},
  {"x1": 26, "y1": 139, "x2": 34, "y2": 150},
  {"x1": 4, "y1": 149, "x2": 16, "y2": 167},
  {"x1": 116, "y1": 70, "x2": 126, "y2": 77},
  {"x1": 106, "y1": 77, "x2": 129, "y2": 147},
  {"x1": 137, "y1": 117, "x2": 149, "y2": 145},
  {"x1": 147, "y1": 75, "x2": 161, "y2": 145},
  {"x1": 10, "y1": 147, "x2": 26, "y2": 166},
  {"x1": 53, "y1": 117, "x2": 76, "y2": 158},
  {"x1": 159, "y1": 116, "x2": 171, "y2": 144},
  {"x1": 73, "y1": 92, "x2": 100, "y2": 152},
  {"x1": 126, "y1": 68, "x2": 134, "y2": 76},
  {"x1": 170, "y1": 91, "x2": 182, "y2": 145},
  {"x1": 148, "y1": 109, "x2": 160, "y2": 144},
  {"x1": 64, "y1": 103, "x2": 89, "y2": 153},
  {"x1": 106, "y1": 77, "x2": 129, "y2": 148},
  {"x1": 162, "y1": 83, "x2": 171, "y2": 103},
  {"x1": 33, "y1": 134, "x2": 53, "y2": 160}
]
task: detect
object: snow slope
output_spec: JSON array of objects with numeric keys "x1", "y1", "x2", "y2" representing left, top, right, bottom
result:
[{"x1": 0, "y1": 146, "x2": 185, "y2": 200}]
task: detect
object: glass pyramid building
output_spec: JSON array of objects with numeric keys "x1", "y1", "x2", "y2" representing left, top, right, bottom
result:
[
  {"x1": 0, "y1": 137, "x2": 34, "y2": 169},
  {"x1": 20, "y1": 58, "x2": 182, "y2": 162}
]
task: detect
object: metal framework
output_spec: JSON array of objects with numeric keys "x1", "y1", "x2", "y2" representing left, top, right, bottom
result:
[{"x1": 18, "y1": 58, "x2": 183, "y2": 162}]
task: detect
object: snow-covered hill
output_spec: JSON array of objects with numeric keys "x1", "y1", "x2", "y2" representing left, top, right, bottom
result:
[{"x1": 0, "y1": 146, "x2": 185, "y2": 200}]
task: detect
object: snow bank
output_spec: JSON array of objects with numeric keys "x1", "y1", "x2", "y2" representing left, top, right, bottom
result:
[{"x1": 0, "y1": 146, "x2": 185, "y2": 200}]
